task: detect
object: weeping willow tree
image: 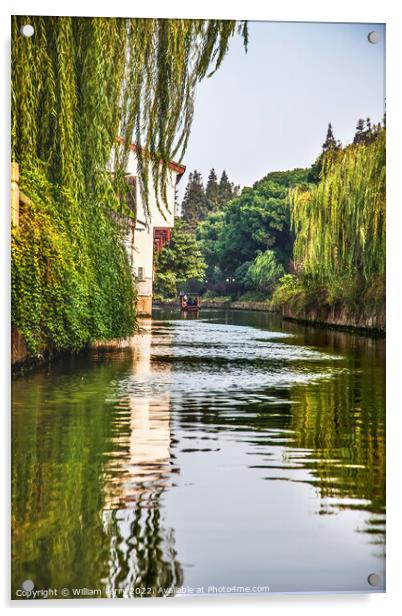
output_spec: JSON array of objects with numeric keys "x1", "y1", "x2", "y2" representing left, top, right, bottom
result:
[
  {"x1": 11, "y1": 16, "x2": 247, "y2": 354},
  {"x1": 288, "y1": 127, "x2": 385, "y2": 313},
  {"x1": 12, "y1": 16, "x2": 248, "y2": 215}
]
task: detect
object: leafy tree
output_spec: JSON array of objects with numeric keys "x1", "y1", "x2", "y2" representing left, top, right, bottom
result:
[
  {"x1": 154, "y1": 219, "x2": 206, "y2": 298},
  {"x1": 200, "y1": 168, "x2": 308, "y2": 279},
  {"x1": 183, "y1": 168, "x2": 238, "y2": 228},
  {"x1": 307, "y1": 155, "x2": 323, "y2": 183},
  {"x1": 353, "y1": 118, "x2": 366, "y2": 144},
  {"x1": 205, "y1": 168, "x2": 219, "y2": 211},
  {"x1": 291, "y1": 127, "x2": 385, "y2": 311},
  {"x1": 353, "y1": 117, "x2": 377, "y2": 145},
  {"x1": 233, "y1": 261, "x2": 254, "y2": 287},
  {"x1": 181, "y1": 170, "x2": 209, "y2": 230},
  {"x1": 322, "y1": 122, "x2": 340, "y2": 152},
  {"x1": 11, "y1": 16, "x2": 247, "y2": 353},
  {"x1": 308, "y1": 122, "x2": 343, "y2": 183},
  {"x1": 246, "y1": 250, "x2": 285, "y2": 293},
  {"x1": 196, "y1": 210, "x2": 225, "y2": 281},
  {"x1": 218, "y1": 170, "x2": 235, "y2": 206}
]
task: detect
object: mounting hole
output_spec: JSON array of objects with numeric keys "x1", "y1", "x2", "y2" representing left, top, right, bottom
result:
[
  {"x1": 367, "y1": 573, "x2": 380, "y2": 586},
  {"x1": 20, "y1": 24, "x2": 34, "y2": 38},
  {"x1": 367, "y1": 31, "x2": 380, "y2": 44},
  {"x1": 22, "y1": 579, "x2": 34, "y2": 592}
]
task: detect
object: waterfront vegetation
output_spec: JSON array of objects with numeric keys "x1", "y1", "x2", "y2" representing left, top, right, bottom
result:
[
  {"x1": 11, "y1": 15, "x2": 385, "y2": 346},
  {"x1": 12, "y1": 167, "x2": 137, "y2": 355},
  {"x1": 283, "y1": 125, "x2": 385, "y2": 319},
  {"x1": 153, "y1": 219, "x2": 206, "y2": 299},
  {"x1": 11, "y1": 16, "x2": 247, "y2": 355},
  {"x1": 157, "y1": 120, "x2": 385, "y2": 327}
]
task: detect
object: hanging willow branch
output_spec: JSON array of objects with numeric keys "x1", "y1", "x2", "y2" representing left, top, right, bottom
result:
[
  {"x1": 290, "y1": 127, "x2": 385, "y2": 283},
  {"x1": 12, "y1": 16, "x2": 248, "y2": 218},
  {"x1": 11, "y1": 16, "x2": 247, "y2": 354}
]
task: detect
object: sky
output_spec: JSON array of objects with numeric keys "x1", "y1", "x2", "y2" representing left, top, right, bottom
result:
[{"x1": 177, "y1": 21, "x2": 385, "y2": 199}]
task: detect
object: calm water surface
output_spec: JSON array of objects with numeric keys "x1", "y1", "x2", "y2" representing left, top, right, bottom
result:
[{"x1": 12, "y1": 309, "x2": 385, "y2": 597}]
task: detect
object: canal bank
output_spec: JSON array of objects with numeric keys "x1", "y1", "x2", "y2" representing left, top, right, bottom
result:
[
  {"x1": 12, "y1": 299, "x2": 385, "y2": 372},
  {"x1": 282, "y1": 305, "x2": 385, "y2": 337},
  {"x1": 153, "y1": 300, "x2": 385, "y2": 337}
]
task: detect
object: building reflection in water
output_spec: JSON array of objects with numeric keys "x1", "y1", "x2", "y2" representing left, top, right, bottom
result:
[{"x1": 102, "y1": 321, "x2": 183, "y2": 596}]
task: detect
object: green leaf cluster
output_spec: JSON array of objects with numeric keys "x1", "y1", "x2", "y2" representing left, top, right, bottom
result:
[
  {"x1": 197, "y1": 168, "x2": 308, "y2": 285},
  {"x1": 12, "y1": 168, "x2": 136, "y2": 355},
  {"x1": 245, "y1": 250, "x2": 285, "y2": 293},
  {"x1": 273, "y1": 127, "x2": 386, "y2": 315},
  {"x1": 290, "y1": 129, "x2": 385, "y2": 304},
  {"x1": 12, "y1": 16, "x2": 247, "y2": 217},
  {"x1": 11, "y1": 16, "x2": 247, "y2": 354},
  {"x1": 181, "y1": 168, "x2": 239, "y2": 230},
  {"x1": 154, "y1": 219, "x2": 206, "y2": 298}
]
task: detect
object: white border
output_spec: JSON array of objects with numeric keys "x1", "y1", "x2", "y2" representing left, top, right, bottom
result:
[{"x1": 2, "y1": 1, "x2": 401, "y2": 614}]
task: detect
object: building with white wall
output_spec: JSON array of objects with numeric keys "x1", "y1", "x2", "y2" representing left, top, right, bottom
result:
[{"x1": 119, "y1": 143, "x2": 186, "y2": 315}]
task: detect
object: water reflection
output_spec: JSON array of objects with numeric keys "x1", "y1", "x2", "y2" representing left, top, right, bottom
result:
[
  {"x1": 104, "y1": 324, "x2": 175, "y2": 508},
  {"x1": 12, "y1": 327, "x2": 183, "y2": 598},
  {"x1": 102, "y1": 324, "x2": 183, "y2": 595},
  {"x1": 12, "y1": 309, "x2": 385, "y2": 596}
]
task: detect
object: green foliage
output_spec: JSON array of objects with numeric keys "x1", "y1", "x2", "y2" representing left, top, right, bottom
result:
[
  {"x1": 154, "y1": 219, "x2": 206, "y2": 298},
  {"x1": 352, "y1": 118, "x2": 381, "y2": 146},
  {"x1": 12, "y1": 16, "x2": 246, "y2": 353},
  {"x1": 218, "y1": 170, "x2": 239, "y2": 207},
  {"x1": 198, "y1": 168, "x2": 308, "y2": 287},
  {"x1": 291, "y1": 128, "x2": 385, "y2": 282},
  {"x1": 246, "y1": 250, "x2": 285, "y2": 293},
  {"x1": 272, "y1": 274, "x2": 303, "y2": 305},
  {"x1": 181, "y1": 167, "x2": 238, "y2": 230},
  {"x1": 205, "y1": 168, "x2": 219, "y2": 211},
  {"x1": 306, "y1": 155, "x2": 323, "y2": 184},
  {"x1": 233, "y1": 261, "x2": 254, "y2": 286},
  {"x1": 181, "y1": 170, "x2": 209, "y2": 230},
  {"x1": 196, "y1": 120, "x2": 385, "y2": 317},
  {"x1": 12, "y1": 168, "x2": 136, "y2": 355},
  {"x1": 196, "y1": 210, "x2": 225, "y2": 281},
  {"x1": 196, "y1": 124, "x2": 385, "y2": 317},
  {"x1": 322, "y1": 122, "x2": 341, "y2": 152},
  {"x1": 273, "y1": 127, "x2": 386, "y2": 317},
  {"x1": 12, "y1": 16, "x2": 247, "y2": 217}
]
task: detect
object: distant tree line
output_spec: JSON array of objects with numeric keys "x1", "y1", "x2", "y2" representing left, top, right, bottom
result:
[
  {"x1": 308, "y1": 117, "x2": 384, "y2": 183},
  {"x1": 181, "y1": 169, "x2": 240, "y2": 230},
  {"x1": 197, "y1": 168, "x2": 307, "y2": 297},
  {"x1": 154, "y1": 116, "x2": 385, "y2": 314},
  {"x1": 153, "y1": 168, "x2": 239, "y2": 297}
]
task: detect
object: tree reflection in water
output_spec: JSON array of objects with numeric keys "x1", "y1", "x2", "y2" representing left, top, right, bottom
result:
[
  {"x1": 12, "y1": 324, "x2": 183, "y2": 598},
  {"x1": 12, "y1": 311, "x2": 385, "y2": 597}
]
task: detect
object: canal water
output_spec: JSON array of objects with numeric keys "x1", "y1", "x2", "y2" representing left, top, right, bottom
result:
[{"x1": 12, "y1": 309, "x2": 385, "y2": 597}]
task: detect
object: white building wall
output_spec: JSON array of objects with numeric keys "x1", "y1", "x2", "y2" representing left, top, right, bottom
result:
[{"x1": 122, "y1": 149, "x2": 182, "y2": 314}]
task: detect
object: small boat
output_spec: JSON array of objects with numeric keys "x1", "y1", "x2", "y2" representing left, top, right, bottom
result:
[{"x1": 179, "y1": 293, "x2": 201, "y2": 311}]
